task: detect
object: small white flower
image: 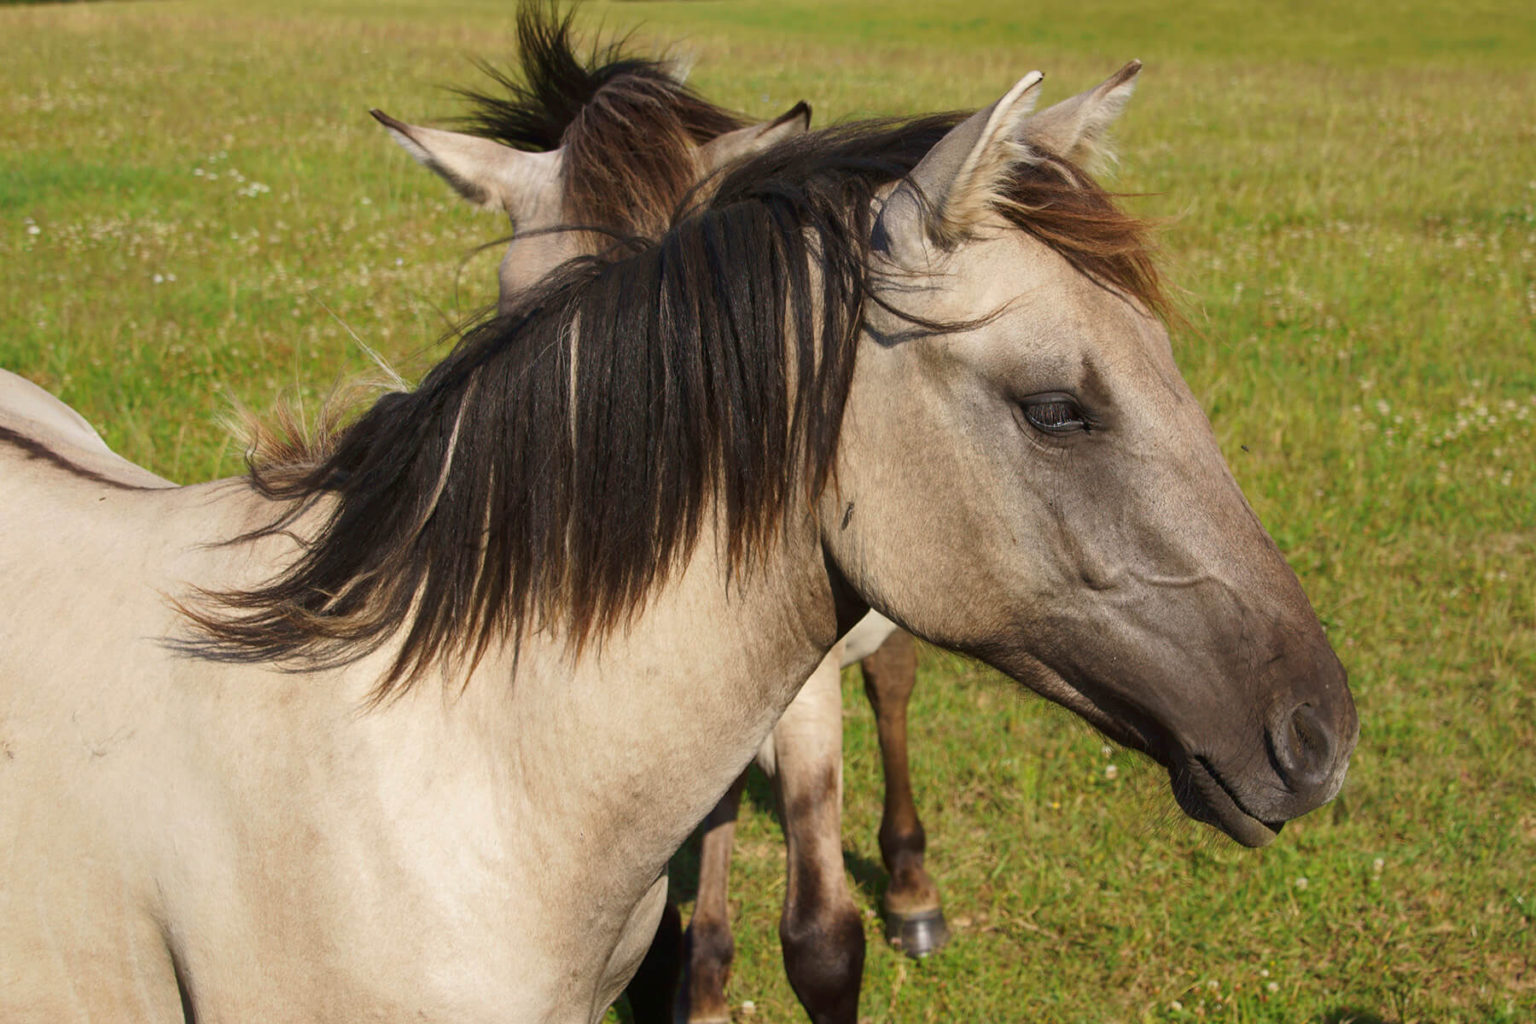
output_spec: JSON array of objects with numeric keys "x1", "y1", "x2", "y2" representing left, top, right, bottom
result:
[
  {"x1": 27, "y1": 224, "x2": 41, "y2": 236},
  {"x1": 1267, "y1": 982, "x2": 1279, "y2": 993},
  {"x1": 152, "y1": 273, "x2": 164, "y2": 284},
  {"x1": 1104, "y1": 764, "x2": 1118, "y2": 780},
  {"x1": 1170, "y1": 1000, "x2": 1183, "y2": 1011},
  {"x1": 1294, "y1": 876, "x2": 1309, "y2": 890}
]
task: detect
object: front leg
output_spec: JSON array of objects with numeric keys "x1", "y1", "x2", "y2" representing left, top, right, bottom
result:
[
  {"x1": 770, "y1": 642, "x2": 865, "y2": 1024},
  {"x1": 682, "y1": 774, "x2": 747, "y2": 1024},
  {"x1": 861, "y1": 629, "x2": 948, "y2": 958}
]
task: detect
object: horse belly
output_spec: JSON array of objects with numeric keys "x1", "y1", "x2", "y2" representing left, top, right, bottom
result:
[{"x1": 841, "y1": 609, "x2": 898, "y2": 664}]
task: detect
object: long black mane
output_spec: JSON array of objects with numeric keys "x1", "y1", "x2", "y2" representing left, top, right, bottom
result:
[{"x1": 183, "y1": 114, "x2": 1165, "y2": 697}]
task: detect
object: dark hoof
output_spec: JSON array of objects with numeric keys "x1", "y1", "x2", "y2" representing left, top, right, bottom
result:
[{"x1": 885, "y1": 907, "x2": 949, "y2": 958}]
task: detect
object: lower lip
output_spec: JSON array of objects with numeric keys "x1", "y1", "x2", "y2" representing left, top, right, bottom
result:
[{"x1": 1180, "y1": 760, "x2": 1280, "y2": 848}]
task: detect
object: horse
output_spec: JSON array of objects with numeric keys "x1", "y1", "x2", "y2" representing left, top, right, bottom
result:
[
  {"x1": 0, "y1": 63, "x2": 1357, "y2": 1024},
  {"x1": 369, "y1": 13, "x2": 950, "y2": 1021}
]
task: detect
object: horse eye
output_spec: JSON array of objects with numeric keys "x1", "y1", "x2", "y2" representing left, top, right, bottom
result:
[{"x1": 1021, "y1": 394, "x2": 1089, "y2": 434}]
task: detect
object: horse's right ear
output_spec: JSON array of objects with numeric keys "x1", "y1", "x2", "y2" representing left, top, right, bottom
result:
[
  {"x1": 695, "y1": 101, "x2": 812, "y2": 172},
  {"x1": 369, "y1": 109, "x2": 563, "y2": 224},
  {"x1": 1022, "y1": 61, "x2": 1140, "y2": 173}
]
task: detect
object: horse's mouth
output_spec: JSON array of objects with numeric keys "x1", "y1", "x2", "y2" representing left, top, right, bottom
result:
[{"x1": 1172, "y1": 757, "x2": 1283, "y2": 848}]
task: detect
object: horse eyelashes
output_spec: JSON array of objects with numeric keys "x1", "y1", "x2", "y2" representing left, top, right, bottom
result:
[{"x1": 1021, "y1": 395, "x2": 1088, "y2": 433}]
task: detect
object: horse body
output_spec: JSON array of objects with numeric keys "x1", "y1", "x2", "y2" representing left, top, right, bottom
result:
[
  {"x1": 0, "y1": 458, "x2": 840, "y2": 1021},
  {"x1": 2, "y1": 50, "x2": 1356, "y2": 1023}
]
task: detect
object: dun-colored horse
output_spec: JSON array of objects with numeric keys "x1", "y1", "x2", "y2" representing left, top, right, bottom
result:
[{"x1": 1, "y1": 50, "x2": 1355, "y2": 1024}]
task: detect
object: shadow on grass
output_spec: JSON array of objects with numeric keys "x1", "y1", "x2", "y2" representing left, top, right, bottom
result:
[
  {"x1": 666, "y1": 830, "x2": 703, "y2": 905},
  {"x1": 1320, "y1": 1009, "x2": 1393, "y2": 1024},
  {"x1": 843, "y1": 846, "x2": 888, "y2": 906},
  {"x1": 742, "y1": 762, "x2": 777, "y2": 817}
]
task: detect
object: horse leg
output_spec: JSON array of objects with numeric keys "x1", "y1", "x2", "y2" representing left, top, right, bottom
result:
[
  {"x1": 681, "y1": 773, "x2": 746, "y2": 1024},
  {"x1": 769, "y1": 643, "x2": 865, "y2": 1024},
  {"x1": 622, "y1": 898, "x2": 681, "y2": 1024},
  {"x1": 861, "y1": 629, "x2": 948, "y2": 958}
]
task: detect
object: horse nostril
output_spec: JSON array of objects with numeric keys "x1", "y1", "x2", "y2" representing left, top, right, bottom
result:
[{"x1": 1269, "y1": 702, "x2": 1336, "y2": 793}]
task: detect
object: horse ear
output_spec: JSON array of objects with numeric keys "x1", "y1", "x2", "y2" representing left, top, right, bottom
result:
[
  {"x1": 695, "y1": 101, "x2": 812, "y2": 172},
  {"x1": 1022, "y1": 60, "x2": 1140, "y2": 172},
  {"x1": 873, "y1": 71, "x2": 1044, "y2": 261},
  {"x1": 369, "y1": 109, "x2": 564, "y2": 225}
]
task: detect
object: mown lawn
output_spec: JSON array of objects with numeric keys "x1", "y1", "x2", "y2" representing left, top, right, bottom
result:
[{"x1": 3, "y1": 1, "x2": 1532, "y2": 1021}]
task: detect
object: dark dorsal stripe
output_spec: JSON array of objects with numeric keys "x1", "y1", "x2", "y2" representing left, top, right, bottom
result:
[{"x1": 0, "y1": 424, "x2": 162, "y2": 492}]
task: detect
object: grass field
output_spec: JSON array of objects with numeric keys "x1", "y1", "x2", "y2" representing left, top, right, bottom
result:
[{"x1": 3, "y1": 0, "x2": 1533, "y2": 1021}]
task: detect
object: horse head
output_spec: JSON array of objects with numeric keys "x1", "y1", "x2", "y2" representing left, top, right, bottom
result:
[
  {"x1": 372, "y1": 76, "x2": 808, "y2": 303},
  {"x1": 825, "y1": 66, "x2": 1357, "y2": 845}
]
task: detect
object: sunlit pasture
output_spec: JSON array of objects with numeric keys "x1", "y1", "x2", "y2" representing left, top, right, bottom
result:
[{"x1": 2, "y1": 0, "x2": 1532, "y2": 1020}]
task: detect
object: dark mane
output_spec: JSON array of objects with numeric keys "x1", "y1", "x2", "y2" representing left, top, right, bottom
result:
[
  {"x1": 181, "y1": 117, "x2": 1166, "y2": 698},
  {"x1": 711, "y1": 117, "x2": 1170, "y2": 322},
  {"x1": 453, "y1": 2, "x2": 746, "y2": 237}
]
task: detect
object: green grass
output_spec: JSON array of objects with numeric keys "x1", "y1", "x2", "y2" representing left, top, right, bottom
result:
[{"x1": 3, "y1": 1, "x2": 1533, "y2": 1020}]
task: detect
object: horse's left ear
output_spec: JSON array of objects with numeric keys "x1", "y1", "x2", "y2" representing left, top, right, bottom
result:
[
  {"x1": 369, "y1": 109, "x2": 564, "y2": 226},
  {"x1": 696, "y1": 101, "x2": 813, "y2": 173},
  {"x1": 1023, "y1": 60, "x2": 1141, "y2": 172},
  {"x1": 873, "y1": 71, "x2": 1044, "y2": 261}
]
